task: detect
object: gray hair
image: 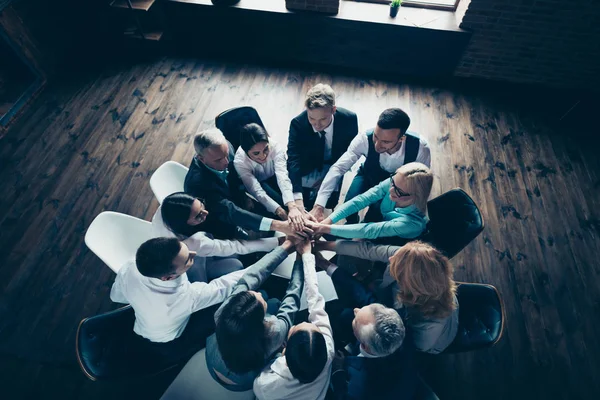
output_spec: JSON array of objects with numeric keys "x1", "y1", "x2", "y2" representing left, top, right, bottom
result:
[
  {"x1": 305, "y1": 83, "x2": 336, "y2": 109},
  {"x1": 356, "y1": 304, "x2": 405, "y2": 357},
  {"x1": 194, "y1": 128, "x2": 227, "y2": 156}
]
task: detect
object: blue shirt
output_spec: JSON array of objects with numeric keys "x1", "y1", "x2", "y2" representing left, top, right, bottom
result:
[{"x1": 328, "y1": 180, "x2": 427, "y2": 240}]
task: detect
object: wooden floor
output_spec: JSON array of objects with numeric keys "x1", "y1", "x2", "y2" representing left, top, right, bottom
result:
[{"x1": 0, "y1": 54, "x2": 599, "y2": 400}]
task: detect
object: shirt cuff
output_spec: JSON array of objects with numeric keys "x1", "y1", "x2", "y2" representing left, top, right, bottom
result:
[
  {"x1": 265, "y1": 200, "x2": 280, "y2": 214},
  {"x1": 259, "y1": 218, "x2": 274, "y2": 231},
  {"x1": 293, "y1": 192, "x2": 303, "y2": 201},
  {"x1": 314, "y1": 193, "x2": 329, "y2": 208},
  {"x1": 326, "y1": 265, "x2": 339, "y2": 276}
]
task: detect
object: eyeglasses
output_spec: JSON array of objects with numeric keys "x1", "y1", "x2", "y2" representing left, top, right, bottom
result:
[{"x1": 389, "y1": 174, "x2": 410, "y2": 197}]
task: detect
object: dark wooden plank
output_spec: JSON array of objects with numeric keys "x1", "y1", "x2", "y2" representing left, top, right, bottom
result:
[{"x1": 0, "y1": 55, "x2": 599, "y2": 400}]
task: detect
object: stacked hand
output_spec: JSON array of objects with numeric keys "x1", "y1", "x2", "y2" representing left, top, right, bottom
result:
[
  {"x1": 309, "y1": 205, "x2": 326, "y2": 222},
  {"x1": 287, "y1": 206, "x2": 305, "y2": 231}
]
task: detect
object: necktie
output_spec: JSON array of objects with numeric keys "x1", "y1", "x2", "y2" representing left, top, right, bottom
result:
[{"x1": 317, "y1": 130, "x2": 326, "y2": 171}]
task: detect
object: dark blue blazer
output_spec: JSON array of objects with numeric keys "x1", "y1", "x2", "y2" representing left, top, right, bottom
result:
[
  {"x1": 184, "y1": 142, "x2": 263, "y2": 238},
  {"x1": 330, "y1": 268, "x2": 416, "y2": 400}
]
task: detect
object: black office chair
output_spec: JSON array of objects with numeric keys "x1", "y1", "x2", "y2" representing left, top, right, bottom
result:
[
  {"x1": 443, "y1": 283, "x2": 505, "y2": 354},
  {"x1": 76, "y1": 305, "x2": 216, "y2": 380},
  {"x1": 215, "y1": 106, "x2": 265, "y2": 151},
  {"x1": 422, "y1": 188, "x2": 484, "y2": 259}
]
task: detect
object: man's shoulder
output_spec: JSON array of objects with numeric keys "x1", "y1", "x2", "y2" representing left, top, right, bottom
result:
[
  {"x1": 335, "y1": 107, "x2": 357, "y2": 120},
  {"x1": 291, "y1": 110, "x2": 308, "y2": 125}
]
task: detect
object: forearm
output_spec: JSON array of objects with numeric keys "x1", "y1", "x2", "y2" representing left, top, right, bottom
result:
[
  {"x1": 334, "y1": 240, "x2": 400, "y2": 263},
  {"x1": 276, "y1": 259, "x2": 304, "y2": 330},
  {"x1": 233, "y1": 245, "x2": 291, "y2": 292},
  {"x1": 329, "y1": 221, "x2": 403, "y2": 240}
]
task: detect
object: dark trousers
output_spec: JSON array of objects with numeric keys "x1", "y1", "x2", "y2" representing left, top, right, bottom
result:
[
  {"x1": 302, "y1": 187, "x2": 341, "y2": 211},
  {"x1": 137, "y1": 304, "x2": 219, "y2": 368},
  {"x1": 344, "y1": 169, "x2": 377, "y2": 223}
]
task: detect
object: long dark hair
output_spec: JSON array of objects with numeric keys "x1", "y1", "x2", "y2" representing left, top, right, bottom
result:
[
  {"x1": 216, "y1": 291, "x2": 268, "y2": 373},
  {"x1": 239, "y1": 123, "x2": 269, "y2": 153},
  {"x1": 161, "y1": 192, "x2": 204, "y2": 239}
]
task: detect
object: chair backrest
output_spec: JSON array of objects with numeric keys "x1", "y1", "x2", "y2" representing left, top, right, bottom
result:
[
  {"x1": 423, "y1": 188, "x2": 484, "y2": 259},
  {"x1": 76, "y1": 306, "x2": 179, "y2": 381},
  {"x1": 85, "y1": 211, "x2": 155, "y2": 273},
  {"x1": 150, "y1": 161, "x2": 190, "y2": 204},
  {"x1": 161, "y1": 347, "x2": 256, "y2": 400},
  {"x1": 444, "y1": 283, "x2": 505, "y2": 353},
  {"x1": 215, "y1": 106, "x2": 265, "y2": 151}
]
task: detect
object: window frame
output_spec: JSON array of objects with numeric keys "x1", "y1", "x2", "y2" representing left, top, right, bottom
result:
[{"x1": 351, "y1": 0, "x2": 460, "y2": 12}]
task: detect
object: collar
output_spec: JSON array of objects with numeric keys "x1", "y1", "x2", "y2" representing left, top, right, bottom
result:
[
  {"x1": 312, "y1": 114, "x2": 335, "y2": 135},
  {"x1": 195, "y1": 156, "x2": 229, "y2": 177},
  {"x1": 269, "y1": 355, "x2": 295, "y2": 380},
  {"x1": 359, "y1": 346, "x2": 379, "y2": 358}
]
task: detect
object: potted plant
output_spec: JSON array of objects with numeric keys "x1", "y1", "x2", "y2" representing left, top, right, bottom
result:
[{"x1": 390, "y1": 0, "x2": 401, "y2": 18}]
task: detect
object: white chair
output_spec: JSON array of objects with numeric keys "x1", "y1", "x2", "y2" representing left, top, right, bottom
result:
[
  {"x1": 160, "y1": 348, "x2": 256, "y2": 400},
  {"x1": 85, "y1": 211, "x2": 156, "y2": 273},
  {"x1": 150, "y1": 161, "x2": 190, "y2": 204}
]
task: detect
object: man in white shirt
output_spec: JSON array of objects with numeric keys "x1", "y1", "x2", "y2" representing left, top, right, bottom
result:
[
  {"x1": 110, "y1": 237, "x2": 247, "y2": 352},
  {"x1": 310, "y1": 108, "x2": 431, "y2": 223}
]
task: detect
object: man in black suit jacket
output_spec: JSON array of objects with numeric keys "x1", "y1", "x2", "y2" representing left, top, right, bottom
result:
[
  {"x1": 287, "y1": 84, "x2": 359, "y2": 220},
  {"x1": 318, "y1": 257, "x2": 417, "y2": 400},
  {"x1": 184, "y1": 128, "x2": 302, "y2": 239}
]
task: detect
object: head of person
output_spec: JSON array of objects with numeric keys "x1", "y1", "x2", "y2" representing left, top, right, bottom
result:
[
  {"x1": 352, "y1": 303, "x2": 405, "y2": 357},
  {"x1": 284, "y1": 322, "x2": 328, "y2": 383},
  {"x1": 373, "y1": 108, "x2": 411, "y2": 154},
  {"x1": 305, "y1": 83, "x2": 337, "y2": 132},
  {"x1": 216, "y1": 290, "x2": 269, "y2": 373},
  {"x1": 240, "y1": 123, "x2": 271, "y2": 165},
  {"x1": 389, "y1": 241, "x2": 457, "y2": 318},
  {"x1": 389, "y1": 162, "x2": 433, "y2": 213},
  {"x1": 194, "y1": 128, "x2": 230, "y2": 171},
  {"x1": 136, "y1": 237, "x2": 196, "y2": 281},
  {"x1": 161, "y1": 192, "x2": 209, "y2": 237}
]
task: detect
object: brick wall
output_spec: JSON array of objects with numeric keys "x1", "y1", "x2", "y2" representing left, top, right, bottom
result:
[
  {"x1": 285, "y1": 0, "x2": 340, "y2": 14},
  {"x1": 456, "y1": 0, "x2": 600, "y2": 90}
]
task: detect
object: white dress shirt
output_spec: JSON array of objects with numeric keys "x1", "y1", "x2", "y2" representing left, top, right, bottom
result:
[
  {"x1": 315, "y1": 130, "x2": 431, "y2": 207},
  {"x1": 110, "y1": 261, "x2": 244, "y2": 343},
  {"x1": 253, "y1": 254, "x2": 335, "y2": 400},
  {"x1": 151, "y1": 206, "x2": 278, "y2": 256},
  {"x1": 234, "y1": 141, "x2": 295, "y2": 213},
  {"x1": 293, "y1": 116, "x2": 336, "y2": 200}
]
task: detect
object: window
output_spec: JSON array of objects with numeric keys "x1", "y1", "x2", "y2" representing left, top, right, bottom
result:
[{"x1": 355, "y1": 0, "x2": 460, "y2": 12}]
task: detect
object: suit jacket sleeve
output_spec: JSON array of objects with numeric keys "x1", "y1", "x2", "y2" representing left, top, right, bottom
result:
[
  {"x1": 287, "y1": 119, "x2": 304, "y2": 193},
  {"x1": 274, "y1": 259, "x2": 304, "y2": 333},
  {"x1": 211, "y1": 197, "x2": 265, "y2": 232},
  {"x1": 214, "y1": 246, "x2": 289, "y2": 322},
  {"x1": 331, "y1": 268, "x2": 377, "y2": 309}
]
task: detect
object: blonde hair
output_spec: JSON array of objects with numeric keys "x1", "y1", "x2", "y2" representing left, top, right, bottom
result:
[
  {"x1": 305, "y1": 84, "x2": 336, "y2": 109},
  {"x1": 389, "y1": 241, "x2": 456, "y2": 319},
  {"x1": 396, "y1": 162, "x2": 433, "y2": 214}
]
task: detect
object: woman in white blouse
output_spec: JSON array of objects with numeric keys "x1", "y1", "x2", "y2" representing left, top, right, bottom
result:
[
  {"x1": 152, "y1": 192, "x2": 281, "y2": 282},
  {"x1": 234, "y1": 123, "x2": 305, "y2": 231}
]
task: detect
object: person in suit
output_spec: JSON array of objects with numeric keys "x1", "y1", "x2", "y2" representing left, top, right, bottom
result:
[
  {"x1": 312, "y1": 108, "x2": 431, "y2": 223},
  {"x1": 286, "y1": 84, "x2": 359, "y2": 218},
  {"x1": 184, "y1": 127, "x2": 309, "y2": 240},
  {"x1": 317, "y1": 256, "x2": 417, "y2": 400}
]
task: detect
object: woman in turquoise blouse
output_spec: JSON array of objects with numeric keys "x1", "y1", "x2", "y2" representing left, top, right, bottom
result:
[{"x1": 308, "y1": 162, "x2": 433, "y2": 241}]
